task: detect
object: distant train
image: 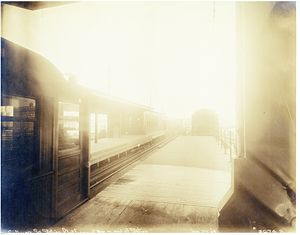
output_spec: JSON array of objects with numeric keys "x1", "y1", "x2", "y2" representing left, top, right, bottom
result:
[
  {"x1": 191, "y1": 109, "x2": 218, "y2": 136},
  {"x1": 1, "y1": 38, "x2": 180, "y2": 230},
  {"x1": 120, "y1": 110, "x2": 180, "y2": 136}
]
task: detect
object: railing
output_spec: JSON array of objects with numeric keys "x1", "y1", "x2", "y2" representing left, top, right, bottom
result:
[{"x1": 213, "y1": 125, "x2": 238, "y2": 159}]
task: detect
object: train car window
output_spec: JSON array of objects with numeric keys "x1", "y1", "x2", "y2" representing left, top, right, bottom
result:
[
  {"x1": 90, "y1": 114, "x2": 107, "y2": 140},
  {"x1": 58, "y1": 101, "x2": 80, "y2": 151},
  {"x1": 1, "y1": 95, "x2": 36, "y2": 118},
  {"x1": 59, "y1": 102, "x2": 79, "y2": 117},
  {"x1": 1, "y1": 95, "x2": 37, "y2": 177},
  {"x1": 13, "y1": 121, "x2": 35, "y2": 135},
  {"x1": 58, "y1": 120, "x2": 80, "y2": 151},
  {"x1": 1, "y1": 121, "x2": 14, "y2": 150},
  {"x1": 98, "y1": 114, "x2": 107, "y2": 139}
]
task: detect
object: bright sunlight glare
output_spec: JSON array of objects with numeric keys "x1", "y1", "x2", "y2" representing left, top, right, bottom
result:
[{"x1": 1, "y1": 1, "x2": 236, "y2": 127}]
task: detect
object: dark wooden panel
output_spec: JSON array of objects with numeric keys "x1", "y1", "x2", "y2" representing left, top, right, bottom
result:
[
  {"x1": 57, "y1": 193, "x2": 81, "y2": 218},
  {"x1": 58, "y1": 153, "x2": 80, "y2": 173},
  {"x1": 28, "y1": 174, "x2": 53, "y2": 218},
  {"x1": 1, "y1": 158, "x2": 20, "y2": 179},
  {"x1": 40, "y1": 96, "x2": 54, "y2": 174},
  {"x1": 1, "y1": 173, "x2": 54, "y2": 229},
  {"x1": 58, "y1": 168, "x2": 80, "y2": 188},
  {"x1": 57, "y1": 183, "x2": 80, "y2": 205}
]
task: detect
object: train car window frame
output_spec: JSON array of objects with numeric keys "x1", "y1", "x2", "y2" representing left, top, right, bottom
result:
[
  {"x1": 58, "y1": 101, "x2": 81, "y2": 153},
  {"x1": 59, "y1": 101, "x2": 80, "y2": 118},
  {"x1": 1, "y1": 95, "x2": 36, "y2": 119},
  {"x1": 90, "y1": 113, "x2": 108, "y2": 141},
  {"x1": 1, "y1": 94, "x2": 38, "y2": 176},
  {"x1": 97, "y1": 114, "x2": 107, "y2": 139}
]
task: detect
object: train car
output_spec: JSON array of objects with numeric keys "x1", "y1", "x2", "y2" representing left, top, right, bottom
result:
[
  {"x1": 0, "y1": 38, "x2": 162, "y2": 230},
  {"x1": 1, "y1": 37, "x2": 93, "y2": 229},
  {"x1": 162, "y1": 117, "x2": 181, "y2": 135},
  {"x1": 143, "y1": 111, "x2": 164, "y2": 135},
  {"x1": 1, "y1": 38, "x2": 180, "y2": 231},
  {"x1": 143, "y1": 111, "x2": 181, "y2": 136},
  {"x1": 191, "y1": 109, "x2": 218, "y2": 136}
]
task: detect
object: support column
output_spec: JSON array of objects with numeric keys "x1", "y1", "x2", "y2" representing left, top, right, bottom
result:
[{"x1": 81, "y1": 97, "x2": 91, "y2": 198}]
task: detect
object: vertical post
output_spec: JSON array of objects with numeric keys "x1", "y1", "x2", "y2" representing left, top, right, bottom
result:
[
  {"x1": 235, "y1": 131, "x2": 238, "y2": 157},
  {"x1": 82, "y1": 97, "x2": 91, "y2": 198}
]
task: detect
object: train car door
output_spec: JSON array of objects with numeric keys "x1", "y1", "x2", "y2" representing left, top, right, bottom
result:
[{"x1": 55, "y1": 101, "x2": 84, "y2": 218}]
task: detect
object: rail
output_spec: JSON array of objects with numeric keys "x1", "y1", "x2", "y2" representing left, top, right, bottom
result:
[{"x1": 213, "y1": 125, "x2": 238, "y2": 159}]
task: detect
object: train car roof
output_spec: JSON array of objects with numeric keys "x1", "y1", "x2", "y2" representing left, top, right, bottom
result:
[
  {"x1": 1, "y1": 38, "x2": 153, "y2": 112},
  {"x1": 91, "y1": 90, "x2": 153, "y2": 112},
  {"x1": 1, "y1": 37, "x2": 65, "y2": 96}
]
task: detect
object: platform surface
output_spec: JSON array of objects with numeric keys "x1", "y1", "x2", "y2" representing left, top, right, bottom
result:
[{"x1": 51, "y1": 136, "x2": 231, "y2": 233}]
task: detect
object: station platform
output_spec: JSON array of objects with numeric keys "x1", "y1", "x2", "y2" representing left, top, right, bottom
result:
[
  {"x1": 90, "y1": 131, "x2": 166, "y2": 165},
  {"x1": 51, "y1": 136, "x2": 231, "y2": 233}
]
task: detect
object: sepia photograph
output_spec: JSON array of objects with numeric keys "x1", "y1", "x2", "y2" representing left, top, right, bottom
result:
[{"x1": 1, "y1": 1, "x2": 296, "y2": 233}]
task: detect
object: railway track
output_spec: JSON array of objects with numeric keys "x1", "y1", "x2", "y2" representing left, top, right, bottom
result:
[{"x1": 90, "y1": 132, "x2": 181, "y2": 195}]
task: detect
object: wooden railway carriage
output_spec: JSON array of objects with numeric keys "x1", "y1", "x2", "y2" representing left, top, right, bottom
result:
[
  {"x1": 1, "y1": 38, "x2": 155, "y2": 230},
  {"x1": 162, "y1": 117, "x2": 181, "y2": 134},
  {"x1": 144, "y1": 111, "x2": 164, "y2": 135},
  {"x1": 144, "y1": 111, "x2": 181, "y2": 136},
  {"x1": 191, "y1": 109, "x2": 218, "y2": 136},
  {"x1": 1, "y1": 38, "x2": 91, "y2": 229}
]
